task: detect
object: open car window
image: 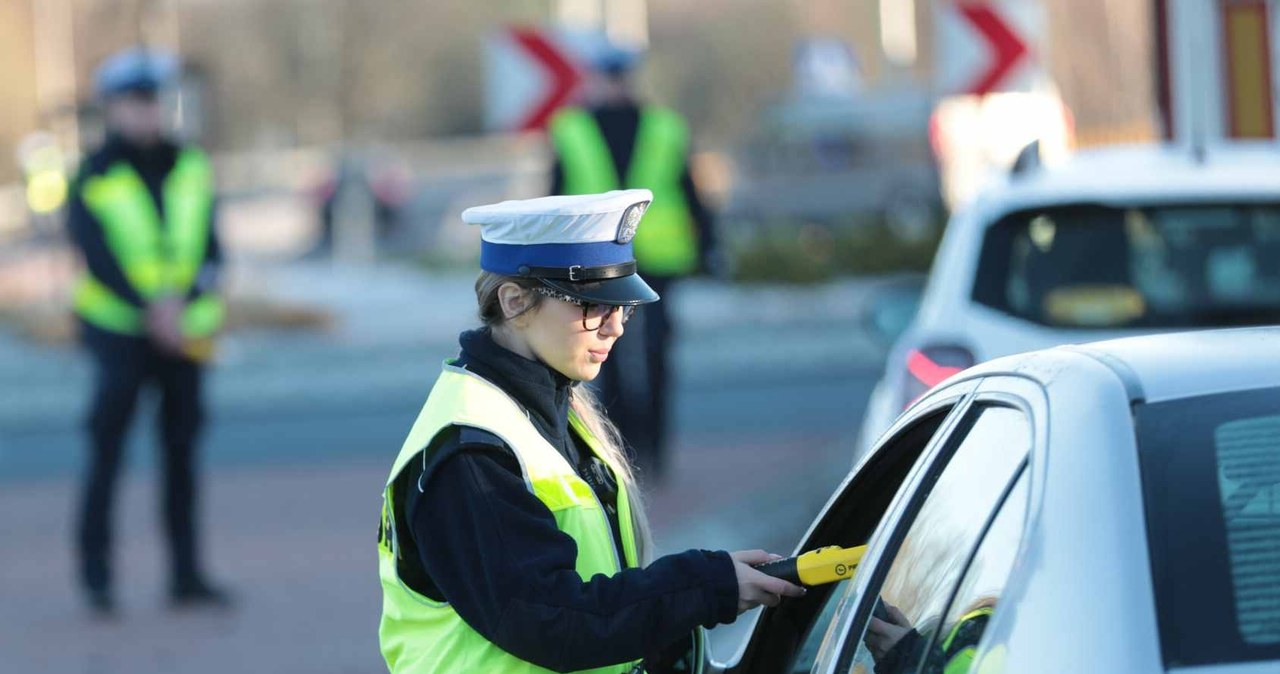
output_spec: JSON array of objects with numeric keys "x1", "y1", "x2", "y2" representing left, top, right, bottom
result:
[
  {"x1": 914, "y1": 467, "x2": 1029, "y2": 674},
  {"x1": 720, "y1": 395, "x2": 967, "y2": 674},
  {"x1": 826, "y1": 404, "x2": 1031, "y2": 674}
]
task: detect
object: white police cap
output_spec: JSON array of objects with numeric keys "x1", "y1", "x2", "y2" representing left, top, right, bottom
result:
[
  {"x1": 95, "y1": 47, "x2": 178, "y2": 99},
  {"x1": 462, "y1": 189, "x2": 659, "y2": 306}
]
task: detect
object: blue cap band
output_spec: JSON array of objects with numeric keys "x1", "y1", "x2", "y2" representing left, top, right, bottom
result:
[{"x1": 480, "y1": 240, "x2": 634, "y2": 276}]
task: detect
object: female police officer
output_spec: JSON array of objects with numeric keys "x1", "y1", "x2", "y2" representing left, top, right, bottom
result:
[{"x1": 377, "y1": 190, "x2": 802, "y2": 673}]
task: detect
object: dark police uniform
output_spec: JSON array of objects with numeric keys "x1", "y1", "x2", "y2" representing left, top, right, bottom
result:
[
  {"x1": 67, "y1": 134, "x2": 225, "y2": 610},
  {"x1": 66, "y1": 47, "x2": 228, "y2": 613},
  {"x1": 391, "y1": 329, "x2": 736, "y2": 672},
  {"x1": 549, "y1": 101, "x2": 717, "y2": 481},
  {"x1": 377, "y1": 191, "x2": 737, "y2": 673}
]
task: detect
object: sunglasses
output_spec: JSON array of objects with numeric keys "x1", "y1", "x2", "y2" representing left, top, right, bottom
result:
[{"x1": 532, "y1": 286, "x2": 637, "y2": 331}]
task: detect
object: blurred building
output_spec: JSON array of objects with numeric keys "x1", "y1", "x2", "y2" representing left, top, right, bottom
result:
[
  {"x1": 0, "y1": 2, "x2": 52, "y2": 184},
  {"x1": 0, "y1": 1, "x2": 1162, "y2": 174}
]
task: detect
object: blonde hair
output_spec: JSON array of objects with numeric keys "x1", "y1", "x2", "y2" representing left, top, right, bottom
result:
[{"x1": 475, "y1": 271, "x2": 653, "y2": 563}]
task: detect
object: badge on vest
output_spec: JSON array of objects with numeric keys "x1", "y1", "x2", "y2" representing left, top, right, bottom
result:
[{"x1": 616, "y1": 201, "x2": 649, "y2": 244}]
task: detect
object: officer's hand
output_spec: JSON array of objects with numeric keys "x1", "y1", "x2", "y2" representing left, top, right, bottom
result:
[
  {"x1": 864, "y1": 602, "x2": 913, "y2": 660},
  {"x1": 146, "y1": 296, "x2": 186, "y2": 356},
  {"x1": 730, "y1": 550, "x2": 805, "y2": 614}
]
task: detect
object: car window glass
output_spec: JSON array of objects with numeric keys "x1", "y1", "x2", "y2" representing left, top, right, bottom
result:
[
  {"x1": 1136, "y1": 388, "x2": 1280, "y2": 667},
  {"x1": 840, "y1": 405, "x2": 1030, "y2": 674},
  {"x1": 782, "y1": 406, "x2": 957, "y2": 674},
  {"x1": 1216, "y1": 414, "x2": 1280, "y2": 645},
  {"x1": 791, "y1": 579, "x2": 850, "y2": 673},
  {"x1": 916, "y1": 469, "x2": 1029, "y2": 674},
  {"x1": 972, "y1": 203, "x2": 1280, "y2": 328}
]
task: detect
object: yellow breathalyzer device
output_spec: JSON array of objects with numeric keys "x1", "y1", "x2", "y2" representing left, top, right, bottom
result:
[{"x1": 752, "y1": 545, "x2": 868, "y2": 586}]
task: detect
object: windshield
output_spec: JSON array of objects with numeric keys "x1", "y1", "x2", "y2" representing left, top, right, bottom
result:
[
  {"x1": 1136, "y1": 386, "x2": 1280, "y2": 667},
  {"x1": 972, "y1": 203, "x2": 1280, "y2": 328}
]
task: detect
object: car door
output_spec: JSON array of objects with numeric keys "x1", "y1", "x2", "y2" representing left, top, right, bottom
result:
[
  {"x1": 810, "y1": 376, "x2": 1045, "y2": 674},
  {"x1": 706, "y1": 376, "x2": 983, "y2": 674}
]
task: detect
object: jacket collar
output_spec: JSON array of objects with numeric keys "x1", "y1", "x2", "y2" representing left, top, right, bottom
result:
[
  {"x1": 102, "y1": 133, "x2": 178, "y2": 179},
  {"x1": 457, "y1": 329, "x2": 573, "y2": 447}
]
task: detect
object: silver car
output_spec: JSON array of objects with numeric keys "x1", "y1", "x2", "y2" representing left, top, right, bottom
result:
[{"x1": 707, "y1": 327, "x2": 1280, "y2": 673}]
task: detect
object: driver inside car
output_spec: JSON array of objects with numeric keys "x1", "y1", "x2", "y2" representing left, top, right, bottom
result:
[{"x1": 864, "y1": 597, "x2": 996, "y2": 674}]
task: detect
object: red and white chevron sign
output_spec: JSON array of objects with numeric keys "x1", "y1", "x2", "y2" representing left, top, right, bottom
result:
[
  {"x1": 484, "y1": 27, "x2": 585, "y2": 132},
  {"x1": 936, "y1": 0, "x2": 1042, "y2": 96}
]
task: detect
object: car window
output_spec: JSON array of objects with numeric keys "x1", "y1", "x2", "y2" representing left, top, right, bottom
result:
[
  {"x1": 1136, "y1": 386, "x2": 1280, "y2": 668},
  {"x1": 730, "y1": 402, "x2": 963, "y2": 674},
  {"x1": 972, "y1": 203, "x2": 1280, "y2": 328},
  {"x1": 791, "y1": 579, "x2": 851, "y2": 672},
  {"x1": 1217, "y1": 416, "x2": 1280, "y2": 645},
  {"x1": 837, "y1": 405, "x2": 1030, "y2": 674},
  {"x1": 915, "y1": 468, "x2": 1029, "y2": 674}
]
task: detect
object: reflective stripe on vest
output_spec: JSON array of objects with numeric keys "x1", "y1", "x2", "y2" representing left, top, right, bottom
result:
[
  {"x1": 75, "y1": 148, "x2": 223, "y2": 338},
  {"x1": 549, "y1": 106, "x2": 699, "y2": 276},
  {"x1": 378, "y1": 363, "x2": 641, "y2": 674}
]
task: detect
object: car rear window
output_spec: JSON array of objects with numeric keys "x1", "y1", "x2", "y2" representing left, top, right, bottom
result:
[
  {"x1": 1136, "y1": 386, "x2": 1280, "y2": 667},
  {"x1": 972, "y1": 203, "x2": 1280, "y2": 328}
]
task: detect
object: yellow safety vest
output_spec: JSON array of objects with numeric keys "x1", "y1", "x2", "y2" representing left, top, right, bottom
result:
[
  {"x1": 941, "y1": 606, "x2": 996, "y2": 674},
  {"x1": 379, "y1": 362, "x2": 672, "y2": 674},
  {"x1": 549, "y1": 106, "x2": 699, "y2": 276},
  {"x1": 73, "y1": 147, "x2": 223, "y2": 338}
]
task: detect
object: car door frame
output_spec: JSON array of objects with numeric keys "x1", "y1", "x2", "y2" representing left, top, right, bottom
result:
[
  {"x1": 810, "y1": 372, "x2": 1050, "y2": 674},
  {"x1": 707, "y1": 375, "x2": 985, "y2": 674}
]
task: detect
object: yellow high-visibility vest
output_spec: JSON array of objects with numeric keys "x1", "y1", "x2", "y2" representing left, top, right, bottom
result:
[
  {"x1": 378, "y1": 362, "x2": 665, "y2": 673},
  {"x1": 549, "y1": 106, "x2": 699, "y2": 276},
  {"x1": 941, "y1": 606, "x2": 996, "y2": 674},
  {"x1": 74, "y1": 147, "x2": 223, "y2": 339}
]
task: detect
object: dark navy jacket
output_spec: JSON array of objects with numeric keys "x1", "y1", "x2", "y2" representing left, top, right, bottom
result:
[{"x1": 396, "y1": 329, "x2": 738, "y2": 672}]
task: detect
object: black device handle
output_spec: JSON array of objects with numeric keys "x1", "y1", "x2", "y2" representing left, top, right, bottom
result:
[{"x1": 751, "y1": 556, "x2": 801, "y2": 585}]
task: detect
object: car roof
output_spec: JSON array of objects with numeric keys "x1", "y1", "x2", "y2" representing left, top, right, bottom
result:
[
  {"x1": 967, "y1": 326, "x2": 1280, "y2": 404},
  {"x1": 970, "y1": 143, "x2": 1280, "y2": 216}
]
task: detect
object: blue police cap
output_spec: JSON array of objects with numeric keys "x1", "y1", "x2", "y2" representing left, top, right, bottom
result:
[
  {"x1": 595, "y1": 44, "x2": 642, "y2": 75},
  {"x1": 576, "y1": 32, "x2": 643, "y2": 75},
  {"x1": 94, "y1": 47, "x2": 179, "y2": 99},
  {"x1": 462, "y1": 190, "x2": 659, "y2": 306}
]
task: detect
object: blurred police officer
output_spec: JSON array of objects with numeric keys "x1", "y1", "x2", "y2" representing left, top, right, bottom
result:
[
  {"x1": 66, "y1": 47, "x2": 229, "y2": 615},
  {"x1": 548, "y1": 41, "x2": 717, "y2": 482}
]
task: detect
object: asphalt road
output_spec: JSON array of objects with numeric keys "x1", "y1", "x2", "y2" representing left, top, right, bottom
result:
[{"x1": 0, "y1": 320, "x2": 882, "y2": 481}]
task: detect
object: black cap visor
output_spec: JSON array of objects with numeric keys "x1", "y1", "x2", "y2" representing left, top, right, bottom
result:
[{"x1": 539, "y1": 273, "x2": 659, "y2": 306}]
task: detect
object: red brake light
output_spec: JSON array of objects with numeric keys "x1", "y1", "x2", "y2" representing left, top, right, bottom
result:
[
  {"x1": 927, "y1": 110, "x2": 944, "y2": 160},
  {"x1": 901, "y1": 345, "x2": 976, "y2": 409},
  {"x1": 907, "y1": 349, "x2": 965, "y2": 387}
]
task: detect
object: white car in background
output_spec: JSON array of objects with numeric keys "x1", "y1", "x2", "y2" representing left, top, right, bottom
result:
[{"x1": 856, "y1": 143, "x2": 1280, "y2": 459}]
